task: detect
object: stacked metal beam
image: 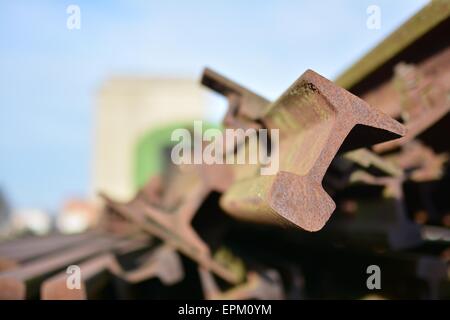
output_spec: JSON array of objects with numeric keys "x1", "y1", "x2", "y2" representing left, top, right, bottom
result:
[{"x1": 0, "y1": 0, "x2": 449, "y2": 300}]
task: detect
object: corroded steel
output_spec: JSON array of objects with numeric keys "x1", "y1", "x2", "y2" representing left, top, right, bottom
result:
[
  {"x1": 335, "y1": 0, "x2": 450, "y2": 89},
  {"x1": 0, "y1": 233, "x2": 99, "y2": 269},
  {"x1": 344, "y1": 148, "x2": 403, "y2": 177},
  {"x1": 202, "y1": 67, "x2": 270, "y2": 126},
  {"x1": 373, "y1": 58, "x2": 450, "y2": 153},
  {"x1": 0, "y1": 235, "x2": 135, "y2": 299},
  {"x1": 101, "y1": 163, "x2": 240, "y2": 284},
  {"x1": 340, "y1": 171, "x2": 423, "y2": 249},
  {"x1": 1, "y1": 1, "x2": 449, "y2": 300},
  {"x1": 41, "y1": 245, "x2": 183, "y2": 300},
  {"x1": 198, "y1": 267, "x2": 284, "y2": 300},
  {"x1": 202, "y1": 68, "x2": 406, "y2": 231},
  {"x1": 386, "y1": 141, "x2": 448, "y2": 182}
]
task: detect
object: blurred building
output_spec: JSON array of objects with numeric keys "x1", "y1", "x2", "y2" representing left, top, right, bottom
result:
[{"x1": 92, "y1": 77, "x2": 208, "y2": 201}]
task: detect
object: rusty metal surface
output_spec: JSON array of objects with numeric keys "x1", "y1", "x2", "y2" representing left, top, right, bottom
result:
[
  {"x1": 201, "y1": 67, "x2": 270, "y2": 126},
  {"x1": 201, "y1": 68, "x2": 407, "y2": 231},
  {"x1": 98, "y1": 147, "x2": 241, "y2": 285},
  {"x1": 0, "y1": 234, "x2": 137, "y2": 299},
  {"x1": 335, "y1": 0, "x2": 450, "y2": 90},
  {"x1": 124, "y1": 245, "x2": 183, "y2": 285},
  {"x1": 343, "y1": 172, "x2": 422, "y2": 250},
  {"x1": 203, "y1": 69, "x2": 405, "y2": 231},
  {"x1": 373, "y1": 58, "x2": 450, "y2": 153},
  {"x1": 386, "y1": 141, "x2": 448, "y2": 182},
  {"x1": 199, "y1": 267, "x2": 284, "y2": 300},
  {"x1": 343, "y1": 148, "x2": 403, "y2": 177},
  {"x1": 101, "y1": 175, "x2": 240, "y2": 284},
  {"x1": 0, "y1": 232, "x2": 99, "y2": 266},
  {"x1": 1, "y1": 5, "x2": 449, "y2": 299},
  {"x1": 41, "y1": 245, "x2": 183, "y2": 300}
]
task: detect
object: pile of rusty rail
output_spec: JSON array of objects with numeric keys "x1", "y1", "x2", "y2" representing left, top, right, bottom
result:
[{"x1": 0, "y1": 0, "x2": 449, "y2": 300}]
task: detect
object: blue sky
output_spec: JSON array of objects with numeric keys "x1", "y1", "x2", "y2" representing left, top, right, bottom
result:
[{"x1": 0, "y1": 0, "x2": 428, "y2": 211}]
